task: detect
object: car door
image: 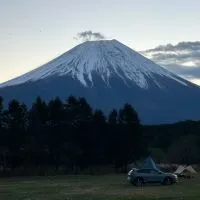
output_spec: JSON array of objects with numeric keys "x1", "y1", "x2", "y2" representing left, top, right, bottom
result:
[
  {"x1": 149, "y1": 169, "x2": 163, "y2": 182},
  {"x1": 137, "y1": 169, "x2": 151, "y2": 182}
]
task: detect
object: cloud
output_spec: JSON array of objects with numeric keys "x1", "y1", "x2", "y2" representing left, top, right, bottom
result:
[
  {"x1": 141, "y1": 41, "x2": 200, "y2": 85},
  {"x1": 144, "y1": 41, "x2": 200, "y2": 53},
  {"x1": 74, "y1": 30, "x2": 106, "y2": 41},
  {"x1": 164, "y1": 64, "x2": 200, "y2": 78},
  {"x1": 147, "y1": 51, "x2": 200, "y2": 63}
]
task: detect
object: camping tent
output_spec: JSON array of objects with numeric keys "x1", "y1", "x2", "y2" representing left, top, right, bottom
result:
[
  {"x1": 174, "y1": 165, "x2": 197, "y2": 174},
  {"x1": 174, "y1": 165, "x2": 186, "y2": 174},
  {"x1": 185, "y1": 165, "x2": 197, "y2": 174},
  {"x1": 140, "y1": 156, "x2": 160, "y2": 170},
  {"x1": 174, "y1": 165, "x2": 197, "y2": 178}
]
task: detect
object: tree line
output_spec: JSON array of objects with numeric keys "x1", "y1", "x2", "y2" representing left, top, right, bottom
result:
[
  {"x1": 0, "y1": 95, "x2": 200, "y2": 176},
  {"x1": 0, "y1": 96, "x2": 145, "y2": 175},
  {"x1": 143, "y1": 121, "x2": 200, "y2": 165}
]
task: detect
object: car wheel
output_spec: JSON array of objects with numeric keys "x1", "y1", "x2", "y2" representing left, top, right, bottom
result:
[
  {"x1": 163, "y1": 177, "x2": 173, "y2": 185},
  {"x1": 134, "y1": 177, "x2": 143, "y2": 187}
]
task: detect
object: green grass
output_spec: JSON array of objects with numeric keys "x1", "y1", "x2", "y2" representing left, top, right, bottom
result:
[{"x1": 0, "y1": 174, "x2": 200, "y2": 200}]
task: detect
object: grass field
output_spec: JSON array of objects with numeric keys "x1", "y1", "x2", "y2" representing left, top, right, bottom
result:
[{"x1": 0, "y1": 174, "x2": 200, "y2": 200}]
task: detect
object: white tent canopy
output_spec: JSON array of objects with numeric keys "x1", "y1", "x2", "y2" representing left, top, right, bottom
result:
[
  {"x1": 185, "y1": 165, "x2": 197, "y2": 174},
  {"x1": 174, "y1": 165, "x2": 197, "y2": 175},
  {"x1": 174, "y1": 165, "x2": 186, "y2": 174}
]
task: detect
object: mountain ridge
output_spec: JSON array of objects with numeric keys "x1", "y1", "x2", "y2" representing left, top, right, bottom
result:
[
  {"x1": 0, "y1": 40, "x2": 192, "y2": 89},
  {"x1": 0, "y1": 39, "x2": 200, "y2": 124}
]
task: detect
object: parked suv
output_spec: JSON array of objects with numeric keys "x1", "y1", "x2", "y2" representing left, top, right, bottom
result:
[{"x1": 127, "y1": 168, "x2": 178, "y2": 186}]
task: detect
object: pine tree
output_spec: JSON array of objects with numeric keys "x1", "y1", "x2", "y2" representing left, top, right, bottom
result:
[
  {"x1": 47, "y1": 97, "x2": 64, "y2": 127},
  {"x1": 108, "y1": 109, "x2": 118, "y2": 125},
  {"x1": 3, "y1": 100, "x2": 28, "y2": 167},
  {"x1": 29, "y1": 97, "x2": 48, "y2": 129},
  {"x1": 27, "y1": 97, "x2": 49, "y2": 166},
  {"x1": 117, "y1": 104, "x2": 142, "y2": 167},
  {"x1": 4, "y1": 100, "x2": 28, "y2": 131},
  {"x1": 107, "y1": 109, "x2": 119, "y2": 164}
]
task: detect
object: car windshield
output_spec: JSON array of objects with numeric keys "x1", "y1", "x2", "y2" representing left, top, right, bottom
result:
[
  {"x1": 136, "y1": 169, "x2": 151, "y2": 173},
  {"x1": 136, "y1": 169, "x2": 163, "y2": 174}
]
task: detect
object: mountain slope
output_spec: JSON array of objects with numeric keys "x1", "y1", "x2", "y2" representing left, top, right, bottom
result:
[
  {"x1": 0, "y1": 40, "x2": 189, "y2": 89},
  {"x1": 0, "y1": 40, "x2": 200, "y2": 124}
]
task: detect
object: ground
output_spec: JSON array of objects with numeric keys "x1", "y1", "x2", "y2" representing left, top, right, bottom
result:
[{"x1": 0, "y1": 174, "x2": 200, "y2": 200}]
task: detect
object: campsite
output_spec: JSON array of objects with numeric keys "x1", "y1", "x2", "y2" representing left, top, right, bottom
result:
[
  {"x1": 1, "y1": 157, "x2": 199, "y2": 200},
  {"x1": 1, "y1": 174, "x2": 200, "y2": 200},
  {"x1": 0, "y1": 96, "x2": 200, "y2": 200}
]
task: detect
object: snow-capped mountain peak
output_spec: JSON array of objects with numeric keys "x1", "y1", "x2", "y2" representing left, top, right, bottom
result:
[
  {"x1": 1, "y1": 39, "x2": 200, "y2": 124},
  {"x1": 0, "y1": 39, "x2": 189, "y2": 89}
]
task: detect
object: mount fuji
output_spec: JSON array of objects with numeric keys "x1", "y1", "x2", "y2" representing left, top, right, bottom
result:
[{"x1": 0, "y1": 39, "x2": 200, "y2": 124}]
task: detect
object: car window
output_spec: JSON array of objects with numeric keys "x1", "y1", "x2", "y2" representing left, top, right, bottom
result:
[
  {"x1": 137, "y1": 169, "x2": 150, "y2": 173},
  {"x1": 149, "y1": 169, "x2": 160, "y2": 174}
]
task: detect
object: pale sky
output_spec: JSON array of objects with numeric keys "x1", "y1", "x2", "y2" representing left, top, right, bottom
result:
[{"x1": 1, "y1": 0, "x2": 200, "y2": 84}]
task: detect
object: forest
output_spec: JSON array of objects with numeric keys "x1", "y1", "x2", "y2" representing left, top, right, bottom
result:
[{"x1": 0, "y1": 96, "x2": 200, "y2": 176}]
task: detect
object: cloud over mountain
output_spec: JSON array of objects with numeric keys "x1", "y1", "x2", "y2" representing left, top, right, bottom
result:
[
  {"x1": 74, "y1": 30, "x2": 106, "y2": 42},
  {"x1": 141, "y1": 41, "x2": 200, "y2": 85}
]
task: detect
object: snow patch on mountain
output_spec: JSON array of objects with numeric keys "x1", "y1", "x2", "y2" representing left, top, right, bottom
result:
[{"x1": 0, "y1": 40, "x2": 189, "y2": 89}]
